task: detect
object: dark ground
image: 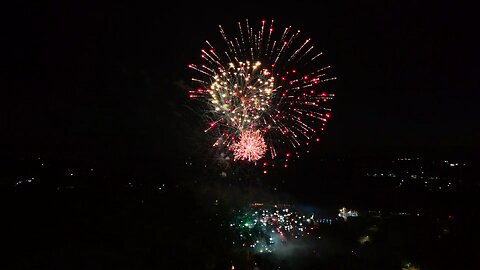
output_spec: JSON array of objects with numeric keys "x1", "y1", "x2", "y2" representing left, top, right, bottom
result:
[{"x1": 2, "y1": 156, "x2": 479, "y2": 269}]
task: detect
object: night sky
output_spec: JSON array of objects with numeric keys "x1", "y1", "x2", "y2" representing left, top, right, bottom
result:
[
  {"x1": 2, "y1": 4, "x2": 480, "y2": 269},
  {"x1": 3, "y1": 2, "x2": 478, "y2": 169}
]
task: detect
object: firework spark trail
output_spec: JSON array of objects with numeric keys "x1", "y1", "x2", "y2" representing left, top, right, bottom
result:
[{"x1": 189, "y1": 19, "x2": 335, "y2": 166}]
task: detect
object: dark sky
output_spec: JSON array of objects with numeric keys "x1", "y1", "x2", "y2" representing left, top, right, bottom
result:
[{"x1": 2, "y1": 2, "x2": 478, "y2": 168}]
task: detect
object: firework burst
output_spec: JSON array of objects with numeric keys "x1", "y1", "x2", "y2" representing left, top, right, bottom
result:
[
  {"x1": 230, "y1": 130, "x2": 267, "y2": 162},
  {"x1": 189, "y1": 19, "x2": 335, "y2": 166}
]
